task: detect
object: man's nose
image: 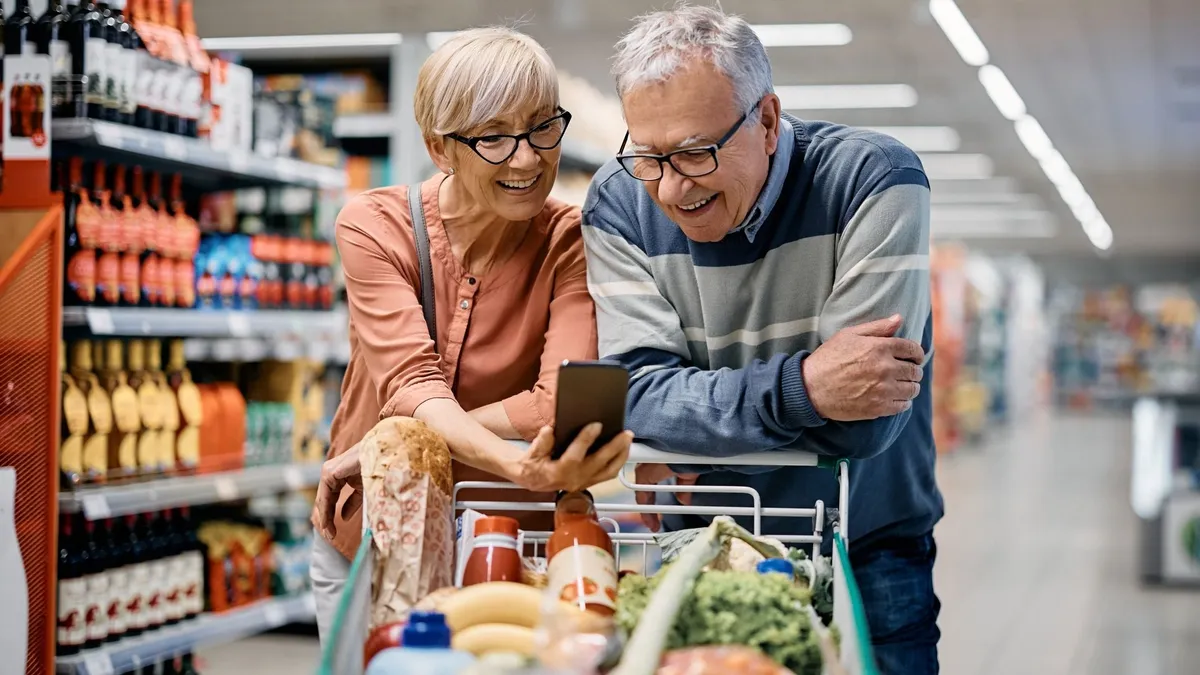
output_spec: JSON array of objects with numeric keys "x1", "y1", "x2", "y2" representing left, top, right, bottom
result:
[
  {"x1": 508, "y1": 139, "x2": 540, "y2": 170},
  {"x1": 656, "y1": 163, "x2": 695, "y2": 205}
]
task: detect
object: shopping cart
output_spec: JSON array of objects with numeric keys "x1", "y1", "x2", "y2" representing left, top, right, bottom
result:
[{"x1": 318, "y1": 444, "x2": 878, "y2": 675}]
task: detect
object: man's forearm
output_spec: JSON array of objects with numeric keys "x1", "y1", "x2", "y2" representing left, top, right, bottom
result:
[{"x1": 412, "y1": 399, "x2": 524, "y2": 479}]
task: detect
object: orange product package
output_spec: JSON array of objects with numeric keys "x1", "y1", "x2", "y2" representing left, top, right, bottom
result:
[{"x1": 359, "y1": 417, "x2": 455, "y2": 629}]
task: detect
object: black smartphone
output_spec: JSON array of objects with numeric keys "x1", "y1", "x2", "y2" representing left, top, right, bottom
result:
[{"x1": 552, "y1": 360, "x2": 629, "y2": 460}]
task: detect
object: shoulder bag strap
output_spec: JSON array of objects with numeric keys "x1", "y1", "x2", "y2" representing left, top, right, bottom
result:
[{"x1": 407, "y1": 184, "x2": 438, "y2": 348}]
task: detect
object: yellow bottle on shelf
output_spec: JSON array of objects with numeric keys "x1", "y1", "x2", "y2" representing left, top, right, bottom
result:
[
  {"x1": 127, "y1": 341, "x2": 165, "y2": 476},
  {"x1": 166, "y1": 340, "x2": 203, "y2": 472},
  {"x1": 69, "y1": 341, "x2": 112, "y2": 483},
  {"x1": 97, "y1": 340, "x2": 141, "y2": 479},
  {"x1": 60, "y1": 340, "x2": 89, "y2": 487},
  {"x1": 147, "y1": 340, "x2": 179, "y2": 474}
]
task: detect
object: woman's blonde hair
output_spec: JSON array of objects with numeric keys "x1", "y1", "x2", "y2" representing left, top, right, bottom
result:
[{"x1": 414, "y1": 27, "x2": 559, "y2": 142}]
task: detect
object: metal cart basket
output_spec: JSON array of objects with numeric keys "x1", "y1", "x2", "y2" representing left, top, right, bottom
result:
[{"x1": 318, "y1": 444, "x2": 879, "y2": 675}]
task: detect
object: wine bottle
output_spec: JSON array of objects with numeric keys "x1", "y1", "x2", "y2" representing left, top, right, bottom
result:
[
  {"x1": 112, "y1": 165, "x2": 142, "y2": 307},
  {"x1": 166, "y1": 340, "x2": 201, "y2": 471},
  {"x1": 56, "y1": 514, "x2": 88, "y2": 656},
  {"x1": 161, "y1": 509, "x2": 185, "y2": 624},
  {"x1": 170, "y1": 175, "x2": 197, "y2": 308},
  {"x1": 35, "y1": 0, "x2": 73, "y2": 117},
  {"x1": 4, "y1": 0, "x2": 36, "y2": 56},
  {"x1": 63, "y1": 160, "x2": 97, "y2": 306},
  {"x1": 175, "y1": 0, "x2": 205, "y2": 137},
  {"x1": 102, "y1": 518, "x2": 128, "y2": 643},
  {"x1": 132, "y1": 167, "x2": 160, "y2": 307},
  {"x1": 178, "y1": 653, "x2": 199, "y2": 675},
  {"x1": 97, "y1": 339, "x2": 140, "y2": 478},
  {"x1": 127, "y1": 341, "x2": 163, "y2": 475},
  {"x1": 95, "y1": 1, "x2": 119, "y2": 121},
  {"x1": 65, "y1": 0, "x2": 106, "y2": 120},
  {"x1": 142, "y1": 512, "x2": 168, "y2": 630},
  {"x1": 122, "y1": 514, "x2": 150, "y2": 637},
  {"x1": 70, "y1": 340, "x2": 113, "y2": 483},
  {"x1": 149, "y1": 173, "x2": 177, "y2": 307},
  {"x1": 92, "y1": 161, "x2": 123, "y2": 307},
  {"x1": 60, "y1": 340, "x2": 89, "y2": 487},
  {"x1": 106, "y1": 0, "x2": 136, "y2": 125},
  {"x1": 157, "y1": 0, "x2": 186, "y2": 135},
  {"x1": 177, "y1": 506, "x2": 203, "y2": 619},
  {"x1": 147, "y1": 340, "x2": 178, "y2": 473},
  {"x1": 81, "y1": 518, "x2": 110, "y2": 649},
  {"x1": 127, "y1": 0, "x2": 154, "y2": 129}
]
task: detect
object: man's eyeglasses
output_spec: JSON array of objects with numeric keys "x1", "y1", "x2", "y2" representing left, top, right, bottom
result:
[
  {"x1": 446, "y1": 108, "x2": 572, "y2": 165},
  {"x1": 615, "y1": 100, "x2": 762, "y2": 182}
]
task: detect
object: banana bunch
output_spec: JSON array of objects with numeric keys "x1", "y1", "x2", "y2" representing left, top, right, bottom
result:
[{"x1": 438, "y1": 582, "x2": 585, "y2": 658}]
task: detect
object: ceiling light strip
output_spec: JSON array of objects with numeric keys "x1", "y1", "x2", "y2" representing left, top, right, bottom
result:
[
  {"x1": 929, "y1": 0, "x2": 1112, "y2": 250},
  {"x1": 201, "y1": 33, "x2": 403, "y2": 51},
  {"x1": 778, "y1": 84, "x2": 919, "y2": 109},
  {"x1": 749, "y1": 23, "x2": 854, "y2": 47},
  {"x1": 865, "y1": 126, "x2": 962, "y2": 152}
]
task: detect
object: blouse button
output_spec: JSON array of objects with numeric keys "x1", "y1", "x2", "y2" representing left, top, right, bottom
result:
[
  {"x1": 468, "y1": 277, "x2": 476, "y2": 285},
  {"x1": 460, "y1": 300, "x2": 470, "y2": 310}
]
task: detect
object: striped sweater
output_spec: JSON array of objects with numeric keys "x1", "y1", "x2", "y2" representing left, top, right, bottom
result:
[{"x1": 581, "y1": 115, "x2": 943, "y2": 548}]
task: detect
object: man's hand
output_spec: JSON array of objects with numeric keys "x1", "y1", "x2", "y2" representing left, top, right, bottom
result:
[
  {"x1": 802, "y1": 314, "x2": 925, "y2": 421},
  {"x1": 634, "y1": 464, "x2": 700, "y2": 532},
  {"x1": 314, "y1": 442, "x2": 364, "y2": 541},
  {"x1": 515, "y1": 423, "x2": 633, "y2": 493}
]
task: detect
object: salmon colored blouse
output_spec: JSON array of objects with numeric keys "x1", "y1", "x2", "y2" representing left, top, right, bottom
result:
[{"x1": 322, "y1": 175, "x2": 598, "y2": 559}]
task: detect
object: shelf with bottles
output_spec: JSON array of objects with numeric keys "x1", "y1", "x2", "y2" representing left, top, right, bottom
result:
[
  {"x1": 54, "y1": 507, "x2": 316, "y2": 675},
  {"x1": 58, "y1": 337, "x2": 332, "y2": 499}
]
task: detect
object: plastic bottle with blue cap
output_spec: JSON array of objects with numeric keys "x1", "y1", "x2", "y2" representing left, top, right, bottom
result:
[
  {"x1": 364, "y1": 610, "x2": 476, "y2": 674},
  {"x1": 755, "y1": 558, "x2": 796, "y2": 578}
]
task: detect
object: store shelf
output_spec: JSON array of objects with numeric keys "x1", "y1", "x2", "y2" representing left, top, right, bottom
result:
[
  {"x1": 55, "y1": 593, "x2": 317, "y2": 675},
  {"x1": 52, "y1": 119, "x2": 346, "y2": 191},
  {"x1": 62, "y1": 307, "x2": 346, "y2": 339},
  {"x1": 333, "y1": 112, "x2": 609, "y2": 172},
  {"x1": 59, "y1": 464, "x2": 323, "y2": 521}
]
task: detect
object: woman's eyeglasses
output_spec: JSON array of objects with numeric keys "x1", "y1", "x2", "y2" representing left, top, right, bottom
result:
[
  {"x1": 446, "y1": 108, "x2": 572, "y2": 165},
  {"x1": 615, "y1": 101, "x2": 762, "y2": 182}
]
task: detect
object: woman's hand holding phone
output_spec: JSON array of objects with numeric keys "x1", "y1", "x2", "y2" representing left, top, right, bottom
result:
[{"x1": 515, "y1": 423, "x2": 633, "y2": 493}]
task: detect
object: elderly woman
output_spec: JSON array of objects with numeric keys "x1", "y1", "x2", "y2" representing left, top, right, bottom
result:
[{"x1": 309, "y1": 27, "x2": 632, "y2": 640}]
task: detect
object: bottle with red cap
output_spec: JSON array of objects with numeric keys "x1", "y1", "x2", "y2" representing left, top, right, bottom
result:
[{"x1": 460, "y1": 515, "x2": 523, "y2": 586}]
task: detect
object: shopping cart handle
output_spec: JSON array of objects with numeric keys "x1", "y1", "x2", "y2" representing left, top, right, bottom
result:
[{"x1": 505, "y1": 441, "x2": 821, "y2": 467}]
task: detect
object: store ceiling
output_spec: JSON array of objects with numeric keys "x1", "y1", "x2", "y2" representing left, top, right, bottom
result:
[{"x1": 194, "y1": 0, "x2": 1200, "y2": 257}]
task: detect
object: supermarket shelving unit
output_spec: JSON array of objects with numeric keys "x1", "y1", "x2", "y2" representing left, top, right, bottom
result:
[{"x1": 55, "y1": 593, "x2": 317, "y2": 675}]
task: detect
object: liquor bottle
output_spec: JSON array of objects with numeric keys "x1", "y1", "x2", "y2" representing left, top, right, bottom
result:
[
  {"x1": 95, "y1": 1, "x2": 119, "y2": 121},
  {"x1": 147, "y1": 340, "x2": 178, "y2": 472},
  {"x1": 157, "y1": 0, "x2": 187, "y2": 135},
  {"x1": 82, "y1": 518, "x2": 110, "y2": 649},
  {"x1": 60, "y1": 340, "x2": 89, "y2": 487},
  {"x1": 70, "y1": 340, "x2": 113, "y2": 483},
  {"x1": 112, "y1": 165, "x2": 142, "y2": 307},
  {"x1": 106, "y1": 0, "x2": 136, "y2": 125},
  {"x1": 166, "y1": 340, "x2": 201, "y2": 471},
  {"x1": 160, "y1": 509, "x2": 185, "y2": 624},
  {"x1": 170, "y1": 175, "x2": 198, "y2": 308},
  {"x1": 34, "y1": 0, "x2": 73, "y2": 118},
  {"x1": 97, "y1": 339, "x2": 140, "y2": 478},
  {"x1": 4, "y1": 0, "x2": 36, "y2": 56},
  {"x1": 92, "y1": 161, "x2": 123, "y2": 307},
  {"x1": 177, "y1": 506, "x2": 203, "y2": 619},
  {"x1": 142, "y1": 512, "x2": 168, "y2": 630},
  {"x1": 175, "y1": 0, "x2": 205, "y2": 137},
  {"x1": 102, "y1": 518, "x2": 128, "y2": 643},
  {"x1": 127, "y1": 340, "x2": 164, "y2": 475},
  {"x1": 122, "y1": 514, "x2": 150, "y2": 637},
  {"x1": 63, "y1": 160, "x2": 97, "y2": 306},
  {"x1": 178, "y1": 653, "x2": 199, "y2": 675},
  {"x1": 56, "y1": 514, "x2": 88, "y2": 656},
  {"x1": 65, "y1": 0, "x2": 106, "y2": 120},
  {"x1": 127, "y1": 0, "x2": 153, "y2": 129},
  {"x1": 132, "y1": 167, "x2": 160, "y2": 307},
  {"x1": 150, "y1": 173, "x2": 176, "y2": 307}
]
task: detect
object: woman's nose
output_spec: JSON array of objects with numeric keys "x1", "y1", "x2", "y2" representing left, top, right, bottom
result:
[{"x1": 508, "y1": 139, "x2": 540, "y2": 170}]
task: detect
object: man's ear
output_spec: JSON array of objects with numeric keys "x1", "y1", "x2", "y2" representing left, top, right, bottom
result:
[
  {"x1": 759, "y1": 93, "x2": 783, "y2": 156},
  {"x1": 426, "y1": 136, "x2": 454, "y2": 174}
]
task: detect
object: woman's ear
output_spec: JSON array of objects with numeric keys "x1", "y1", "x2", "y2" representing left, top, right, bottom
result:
[{"x1": 426, "y1": 136, "x2": 455, "y2": 175}]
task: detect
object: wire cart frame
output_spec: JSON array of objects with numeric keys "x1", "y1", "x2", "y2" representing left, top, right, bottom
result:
[{"x1": 318, "y1": 444, "x2": 879, "y2": 675}]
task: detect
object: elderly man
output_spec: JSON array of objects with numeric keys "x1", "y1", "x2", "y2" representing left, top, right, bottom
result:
[{"x1": 582, "y1": 5, "x2": 943, "y2": 673}]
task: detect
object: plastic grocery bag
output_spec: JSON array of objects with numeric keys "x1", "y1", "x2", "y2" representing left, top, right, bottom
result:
[{"x1": 359, "y1": 417, "x2": 456, "y2": 629}]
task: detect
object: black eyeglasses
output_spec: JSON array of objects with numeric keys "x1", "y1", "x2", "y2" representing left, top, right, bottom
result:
[
  {"x1": 446, "y1": 108, "x2": 572, "y2": 165},
  {"x1": 616, "y1": 100, "x2": 762, "y2": 182}
]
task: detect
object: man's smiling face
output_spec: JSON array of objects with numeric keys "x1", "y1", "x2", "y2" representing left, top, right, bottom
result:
[{"x1": 620, "y1": 59, "x2": 780, "y2": 243}]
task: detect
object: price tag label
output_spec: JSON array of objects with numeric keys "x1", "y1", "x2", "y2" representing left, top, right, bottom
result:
[
  {"x1": 93, "y1": 124, "x2": 122, "y2": 148},
  {"x1": 284, "y1": 465, "x2": 306, "y2": 491},
  {"x1": 83, "y1": 652, "x2": 115, "y2": 675},
  {"x1": 227, "y1": 313, "x2": 252, "y2": 338},
  {"x1": 263, "y1": 603, "x2": 287, "y2": 627},
  {"x1": 87, "y1": 308, "x2": 115, "y2": 334},
  {"x1": 80, "y1": 494, "x2": 111, "y2": 520},
  {"x1": 214, "y1": 477, "x2": 239, "y2": 501},
  {"x1": 228, "y1": 150, "x2": 250, "y2": 174},
  {"x1": 162, "y1": 136, "x2": 188, "y2": 161}
]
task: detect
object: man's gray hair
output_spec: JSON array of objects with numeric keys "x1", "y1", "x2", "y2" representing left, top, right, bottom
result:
[{"x1": 612, "y1": 3, "x2": 773, "y2": 116}]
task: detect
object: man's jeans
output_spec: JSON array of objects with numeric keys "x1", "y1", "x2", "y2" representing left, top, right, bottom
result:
[{"x1": 851, "y1": 533, "x2": 941, "y2": 675}]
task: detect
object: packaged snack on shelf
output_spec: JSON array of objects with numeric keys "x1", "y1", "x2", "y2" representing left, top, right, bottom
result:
[{"x1": 360, "y1": 417, "x2": 455, "y2": 629}]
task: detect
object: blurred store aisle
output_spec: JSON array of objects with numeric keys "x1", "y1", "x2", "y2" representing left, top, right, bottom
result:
[
  {"x1": 935, "y1": 413, "x2": 1200, "y2": 675},
  {"x1": 200, "y1": 413, "x2": 1199, "y2": 674}
]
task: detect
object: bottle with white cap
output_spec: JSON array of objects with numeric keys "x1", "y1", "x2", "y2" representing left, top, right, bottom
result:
[{"x1": 364, "y1": 610, "x2": 476, "y2": 675}]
